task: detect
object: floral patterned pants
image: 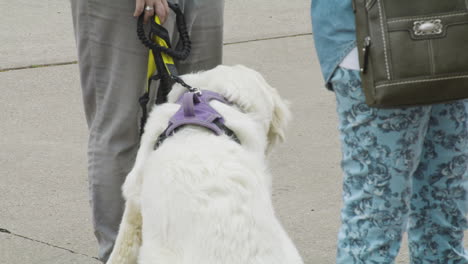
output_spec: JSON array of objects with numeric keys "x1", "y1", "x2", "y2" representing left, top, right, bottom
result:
[{"x1": 332, "y1": 67, "x2": 468, "y2": 264}]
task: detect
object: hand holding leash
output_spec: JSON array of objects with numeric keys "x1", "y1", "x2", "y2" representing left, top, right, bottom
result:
[
  {"x1": 137, "y1": 2, "x2": 191, "y2": 60},
  {"x1": 134, "y1": 0, "x2": 169, "y2": 24}
]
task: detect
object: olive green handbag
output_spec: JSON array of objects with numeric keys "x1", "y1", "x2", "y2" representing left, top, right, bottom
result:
[{"x1": 353, "y1": 0, "x2": 468, "y2": 108}]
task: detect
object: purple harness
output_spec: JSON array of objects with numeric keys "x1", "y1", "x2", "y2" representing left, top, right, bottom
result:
[{"x1": 154, "y1": 91, "x2": 240, "y2": 149}]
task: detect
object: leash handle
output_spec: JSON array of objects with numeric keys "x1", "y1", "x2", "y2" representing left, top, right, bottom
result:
[{"x1": 136, "y1": 2, "x2": 191, "y2": 60}]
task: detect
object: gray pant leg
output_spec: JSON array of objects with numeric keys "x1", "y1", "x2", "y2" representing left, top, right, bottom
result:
[
  {"x1": 174, "y1": 0, "x2": 225, "y2": 74},
  {"x1": 71, "y1": 0, "x2": 147, "y2": 261},
  {"x1": 71, "y1": 0, "x2": 224, "y2": 262}
]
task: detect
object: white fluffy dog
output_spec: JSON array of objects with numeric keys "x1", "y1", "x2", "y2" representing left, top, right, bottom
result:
[{"x1": 106, "y1": 65, "x2": 303, "y2": 264}]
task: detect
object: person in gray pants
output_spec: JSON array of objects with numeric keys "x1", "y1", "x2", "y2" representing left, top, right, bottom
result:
[{"x1": 70, "y1": 0, "x2": 225, "y2": 261}]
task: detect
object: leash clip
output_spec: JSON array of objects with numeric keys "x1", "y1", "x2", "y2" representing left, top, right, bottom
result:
[{"x1": 171, "y1": 75, "x2": 202, "y2": 96}]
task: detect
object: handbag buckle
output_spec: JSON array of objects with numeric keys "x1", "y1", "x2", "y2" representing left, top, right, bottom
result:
[{"x1": 413, "y1": 19, "x2": 443, "y2": 36}]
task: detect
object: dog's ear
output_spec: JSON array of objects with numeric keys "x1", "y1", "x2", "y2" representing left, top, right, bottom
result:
[{"x1": 266, "y1": 88, "x2": 291, "y2": 153}]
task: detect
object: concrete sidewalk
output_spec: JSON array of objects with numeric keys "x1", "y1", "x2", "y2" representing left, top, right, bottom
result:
[{"x1": 0, "y1": 0, "x2": 445, "y2": 263}]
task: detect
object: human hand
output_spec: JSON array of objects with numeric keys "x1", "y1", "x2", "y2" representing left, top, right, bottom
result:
[{"x1": 134, "y1": 0, "x2": 169, "y2": 24}]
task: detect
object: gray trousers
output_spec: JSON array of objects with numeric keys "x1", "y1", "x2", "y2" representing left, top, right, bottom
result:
[{"x1": 70, "y1": 0, "x2": 224, "y2": 261}]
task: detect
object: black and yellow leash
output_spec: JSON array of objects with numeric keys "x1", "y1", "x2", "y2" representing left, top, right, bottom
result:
[{"x1": 136, "y1": 2, "x2": 192, "y2": 136}]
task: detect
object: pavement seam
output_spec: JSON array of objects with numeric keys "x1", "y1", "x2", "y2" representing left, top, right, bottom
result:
[
  {"x1": 0, "y1": 228, "x2": 99, "y2": 261},
  {"x1": 0, "y1": 61, "x2": 78, "y2": 73},
  {"x1": 224, "y1": 32, "x2": 312, "y2": 46},
  {"x1": 0, "y1": 33, "x2": 312, "y2": 73}
]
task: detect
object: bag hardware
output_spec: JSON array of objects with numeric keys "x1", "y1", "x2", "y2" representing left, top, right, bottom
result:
[{"x1": 413, "y1": 19, "x2": 443, "y2": 36}]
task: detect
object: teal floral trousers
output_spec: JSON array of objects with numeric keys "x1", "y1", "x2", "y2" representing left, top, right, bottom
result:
[{"x1": 332, "y1": 67, "x2": 468, "y2": 264}]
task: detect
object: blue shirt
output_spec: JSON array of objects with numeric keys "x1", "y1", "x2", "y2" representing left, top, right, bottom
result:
[{"x1": 311, "y1": 0, "x2": 357, "y2": 90}]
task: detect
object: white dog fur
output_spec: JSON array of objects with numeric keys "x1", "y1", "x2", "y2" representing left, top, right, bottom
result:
[{"x1": 106, "y1": 65, "x2": 303, "y2": 264}]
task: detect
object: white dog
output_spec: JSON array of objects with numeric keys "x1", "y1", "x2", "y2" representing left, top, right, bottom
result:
[{"x1": 106, "y1": 65, "x2": 303, "y2": 264}]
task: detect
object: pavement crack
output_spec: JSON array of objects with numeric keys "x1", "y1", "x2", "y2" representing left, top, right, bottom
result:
[
  {"x1": 0, "y1": 61, "x2": 78, "y2": 73},
  {"x1": 0, "y1": 228, "x2": 11, "y2": 234},
  {"x1": 0, "y1": 227, "x2": 99, "y2": 261},
  {"x1": 224, "y1": 33, "x2": 312, "y2": 46},
  {"x1": 0, "y1": 32, "x2": 312, "y2": 73}
]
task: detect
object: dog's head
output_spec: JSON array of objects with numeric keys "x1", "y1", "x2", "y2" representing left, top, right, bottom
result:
[{"x1": 168, "y1": 65, "x2": 291, "y2": 153}]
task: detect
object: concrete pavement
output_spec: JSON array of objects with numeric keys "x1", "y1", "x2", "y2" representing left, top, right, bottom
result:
[{"x1": 1, "y1": 0, "x2": 456, "y2": 263}]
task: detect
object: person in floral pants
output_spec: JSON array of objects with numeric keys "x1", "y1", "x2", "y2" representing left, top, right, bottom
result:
[
  {"x1": 330, "y1": 68, "x2": 468, "y2": 263},
  {"x1": 311, "y1": 2, "x2": 468, "y2": 262}
]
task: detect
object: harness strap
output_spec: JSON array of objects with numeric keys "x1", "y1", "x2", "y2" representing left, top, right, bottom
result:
[
  {"x1": 166, "y1": 91, "x2": 228, "y2": 136},
  {"x1": 154, "y1": 122, "x2": 241, "y2": 150},
  {"x1": 154, "y1": 91, "x2": 241, "y2": 149},
  {"x1": 213, "y1": 119, "x2": 241, "y2": 144},
  {"x1": 182, "y1": 92, "x2": 199, "y2": 117}
]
